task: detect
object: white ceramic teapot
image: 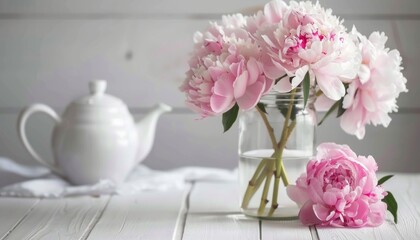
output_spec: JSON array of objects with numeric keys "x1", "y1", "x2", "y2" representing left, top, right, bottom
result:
[{"x1": 17, "y1": 80, "x2": 172, "y2": 185}]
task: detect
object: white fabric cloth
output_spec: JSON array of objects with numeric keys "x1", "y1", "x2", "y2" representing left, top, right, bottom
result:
[{"x1": 0, "y1": 157, "x2": 236, "y2": 198}]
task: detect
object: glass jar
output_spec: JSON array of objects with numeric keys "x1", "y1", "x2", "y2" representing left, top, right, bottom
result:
[{"x1": 238, "y1": 88, "x2": 316, "y2": 219}]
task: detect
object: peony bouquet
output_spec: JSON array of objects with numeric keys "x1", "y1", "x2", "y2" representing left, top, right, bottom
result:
[{"x1": 180, "y1": 0, "x2": 406, "y2": 226}]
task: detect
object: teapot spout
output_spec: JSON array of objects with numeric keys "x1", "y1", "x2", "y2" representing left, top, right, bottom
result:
[{"x1": 136, "y1": 103, "x2": 172, "y2": 163}]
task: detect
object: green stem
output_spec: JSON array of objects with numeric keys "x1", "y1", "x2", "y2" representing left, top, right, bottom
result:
[
  {"x1": 286, "y1": 121, "x2": 296, "y2": 143},
  {"x1": 280, "y1": 160, "x2": 289, "y2": 186},
  {"x1": 276, "y1": 89, "x2": 297, "y2": 151},
  {"x1": 256, "y1": 106, "x2": 278, "y2": 150},
  {"x1": 241, "y1": 90, "x2": 297, "y2": 216},
  {"x1": 257, "y1": 160, "x2": 275, "y2": 215},
  {"x1": 241, "y1": 151, "x2": 281, "y2": 209},
  {"x1": 269, "y1": 89, "x2": 297, "y2": 215},
  {"x1": 241, "y1": 105, "x2": 280, "y2": 209},
  {"x1": 268, "y1": 163, "x2": 283, "y2": 216},
  {"x1": 241, "y1": 159, "x2": 267, "y2": 209}
]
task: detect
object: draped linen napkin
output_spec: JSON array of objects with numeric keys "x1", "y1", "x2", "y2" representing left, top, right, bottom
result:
[{"x1": 0, "y1": 157, "x2": 236, "y2": 198}]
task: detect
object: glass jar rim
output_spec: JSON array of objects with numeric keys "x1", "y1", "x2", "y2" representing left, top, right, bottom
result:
[{"x1": 260, "y1": 87, "x2": 316, "y2": 106}]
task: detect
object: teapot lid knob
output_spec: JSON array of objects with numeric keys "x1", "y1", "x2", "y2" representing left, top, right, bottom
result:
[{"x1": 89, "y1": 80, "x2": 107, "y2": 95}]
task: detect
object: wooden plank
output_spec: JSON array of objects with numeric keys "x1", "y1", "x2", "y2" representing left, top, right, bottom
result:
[
  {"x1": 0, "y1": 18, "x2": 414, "y2": 110},
  {"x1": 183, "y1": 213, "x2": 260, "y2": 240},
  {"x1": 183, "y1": 181, "x2": 260, "y2": 240},
  {"x1": 0, "y1": 19, "x2": 208, "y2": 109},
  {"x1": 384, "y1": 174, "x2": 420, "y2": 240},
  {"x1": 398, "y1": 55, "x2": 418, "y2": 112},
  {"x1": 316, "y1": 221, "x2": 401, "y2": 240},
  {"x1": 262, "y1": 220, "x2": 313, "y2": 240},
  {"x1": 0, "y1": 0, "x2": 267, "y2": 15},
  {"x1": 0, "y1": 0, "x2": 418, "y2": 16},
  {"x1": 396, "y1": 20, "x2": 420, "y2": 60},
  {"x1": 394, "y1": 20, "x2": 419, "y2": 109},
  {"x1": 6, "y1": 196, "x2": 109, "y2": 240},
  {"x1": 172, "y1": 183, "x2": 193, "y2": 240},
  {"x1": 316, "y1": 113, "x2": 420, "y2": 173},
  {"x1": 0, "y1": 198, "x2": 39, "y2": 239},
  {"x1": 188, "y1": 182, "x2": 240, "y2": 213},
  {"x1": 86, "y1": 189, "x2": 185, "y2": 240}
]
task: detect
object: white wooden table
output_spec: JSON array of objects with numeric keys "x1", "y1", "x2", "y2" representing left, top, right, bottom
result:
[{"x1": 0, "y1": 173, "x2": 418, "y2": 240}]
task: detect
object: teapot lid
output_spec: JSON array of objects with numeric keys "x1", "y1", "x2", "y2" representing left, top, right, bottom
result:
[
  {"x1": 63, "y1": 80, "x2": 133, "y2": 125},
  {"x1": 72, "y1": 80, "x2": 126, "y2": 109}
]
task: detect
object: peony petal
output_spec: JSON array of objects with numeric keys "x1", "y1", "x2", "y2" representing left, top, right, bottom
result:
[
  {"x1": 316, "y1": 143, "x2": 358, "y2": 160},
  {"x1": 358, "y1": 64, "x2": 371, "y2": 84},
  {"x1": 287, "y1": 185, "x2": 310, "y2": 206},
  {"x1": 316, "y1": 74, "x2": 345, "y2": 101},
  {"x1": 213, "y1": 74, "x2": 234, "y2": 97},
  {"x1": 342, "y1": 83, "x2": 358, "y2": 109},
  {"x1": 273, "y1": 77, "x2": 293, "y2": 93},
  {"x1": 298, "y1": 41, "x2": 323, "y2": 63},
  {"x1": 247, "y1": 58, "x2": 260, "y2": 85},
  {"x1": 313, "y1": 204, "x2": 333, "y2": 221},
  {"x1": 367, "y1": 201, "x2": 387, "y2": 226},
  {"x1": 335, "y1": 199, "x2": 346, "y2": 212},
  {"x1": 368, "y1": 31, "x2": 387, "y2": 50},
  {"x1": 193, "y1": 31, "x2": 203, "y2": 44},
  {"x1": 299, "y1": 201, "x2": 322, "y2": 226},
  {"x1": 292, "y1": 65, "x2": 309, "y2": 88},
  {"x1": 261, "y1": 34, "x2": 277, "y2": 49},
  {"x1": 349, "y1": 199, "x2": 369, "y2": 227},
  {"x1": 210, "y1": 94, "x2": 233, "y2": 113},
  {"x1": 314, "y1": 94, "x2": 335, "y2": 112},
  {"x1": 377, "y1": 113, "x2": 392, "y2": 127},
  {"x1": 362, "y1": 172, "x2": 376, "y2": 194},
  {"x1": 229, "y1": 62, "x2": 242, "y2": 77},
  {"x1": 346, "y1": 201, "x2": 359, "y2": 218},
  {"x1": 262, "y1": 77, "x2": 274, "y2": 94},
  {"x1": 323, "y1": 191, "x2": 337, "y2": 206},
  {"x1": 233, "y1": 71, "x2": 248, "y2": 98},
  {"x1": 361, "y1": 91, "x2": 376, "y2": 112},
  {"x1": 208, "y1": 66, "x2": 225, "y2": 80},
  {"x1": 263, "y1": 0, "x2": 287, "y2": 23},
  {"x1": 262, "y1": 57, "x2": 286, "y2": 80},
  {"x1": 340, "y1": 108, "x2": 366, "y2": 139},
  {"x1": 308, "y1": 178, "x2": 324, "y2": 204},
  {"x1": 236, "y1": 81, "x2": 265, "y2": 110}
]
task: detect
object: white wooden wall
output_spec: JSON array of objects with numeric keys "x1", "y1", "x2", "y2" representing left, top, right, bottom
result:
[{"x1": 0, "y1": 0, "x2": 418, "y2": 172}]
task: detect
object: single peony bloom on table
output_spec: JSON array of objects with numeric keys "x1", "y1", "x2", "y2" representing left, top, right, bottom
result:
[{"x1": 287, "y1": 143, "x2": 397, "y2": 227}]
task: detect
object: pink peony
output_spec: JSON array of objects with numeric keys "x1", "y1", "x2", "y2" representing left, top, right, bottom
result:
[
  {"x1": 246, "y1": 0, "x2": 288, "y2": 34},
  {"x1": 340, "y1": 29, "x2": 408, "y2": 139},
  {"x1": 181, "y1": 14, "x2": 273, "y2": 117},
  {"x1": 257, "y1": 1, "x2": 360, "y2": 101},
  {"x1": 187, "y1": 14, "x2": 248, "y2": 69},
  {"x1": 287, "y1": 143, "x2": 387, "y2": 227}
]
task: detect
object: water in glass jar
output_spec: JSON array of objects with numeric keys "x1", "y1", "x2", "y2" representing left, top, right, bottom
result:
[{"x1": 239, "y1": 149, "x2": 311, "y2": 219}]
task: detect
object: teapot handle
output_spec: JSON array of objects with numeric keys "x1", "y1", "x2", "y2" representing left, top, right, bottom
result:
[{"x1": 17, "y1": 104, "x2": 64, "y2": 176}]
